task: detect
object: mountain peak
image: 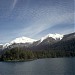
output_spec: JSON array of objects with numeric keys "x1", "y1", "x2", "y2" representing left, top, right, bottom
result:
[
  {"x1": 10, "y1": 36, "x2": 37, "y2": 44},
  {"x1": 3, "y1": 36, "x2": 37, "y2": 48},
  {"x1": 40, "y1": 33, "x2": 63, "y2": 42}
]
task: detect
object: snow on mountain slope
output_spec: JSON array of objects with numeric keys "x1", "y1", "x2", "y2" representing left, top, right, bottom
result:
[
  {"x1": 10, "y1": 36, "x2": 37, "y2": 44},
  {"x1": 3, "y1": 43, "x2": 10, "y2": 48},
  {"x1": 40, "y1": 33, "x2": 63, "y2": 42},
  {"x1": 3, "y1": 34, "x2": 63, "y2": 48},
  {"x1": 3, "y1": 37, "x2": 37, "y2": 48}
]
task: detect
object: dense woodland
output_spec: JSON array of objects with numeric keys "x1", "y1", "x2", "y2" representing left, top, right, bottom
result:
[{"x1": 0, "y1": 47, "x2": 75, "y2": 61}]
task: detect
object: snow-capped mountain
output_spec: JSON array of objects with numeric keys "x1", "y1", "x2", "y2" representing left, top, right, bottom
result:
[
  {"x1": 10, "y1": 36, "x2": 37, "y2": 44},
  {"x1": 3, "y1": 33, "x2": 63, "y2": 48},
  {"x1": 1, "y1": 32, "x2": 75, "y2": 50},
  {"x1": 40, "y1": 33, "x2": 63, "y2": 42},
  {"x1": 0, "y1": 32, "x2": 75, "y2": 57},
  {"x1": 31, "y1": 33, "x2": 64, "y2": 46},
  {"x1": 3, "y1": 37, "x2": 37, "y2": 48},
  {"x1": 3, "y1": 43, "x2": 10, "y2": 48}
]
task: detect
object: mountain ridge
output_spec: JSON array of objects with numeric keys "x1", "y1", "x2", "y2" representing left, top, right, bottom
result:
[
  {"x1": 0, "y1": 32, "x2": 75, "y2": 49},
  {"x1": 3, "y1": 33, "x2": 63, "y2": 48}
]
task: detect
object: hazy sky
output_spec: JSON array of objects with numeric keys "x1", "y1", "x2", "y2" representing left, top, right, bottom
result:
[{"x1": 0, "y1": 0, "x2": 74, "y2": 44}]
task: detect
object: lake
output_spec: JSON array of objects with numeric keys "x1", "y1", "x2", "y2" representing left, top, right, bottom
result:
[{"x1": 0, "y1": 58, "x2": 75, "y2": 75}]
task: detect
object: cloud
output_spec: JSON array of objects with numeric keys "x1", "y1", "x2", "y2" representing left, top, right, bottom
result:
[
  {"x1": 6, "y1": 3, "x2": 74, "y2": 39},
  {"x1": 15, "y1": 12, "x2": 73, "y2": 39},
  {"x1": 12, "y1": 0, "x2": 18, "y2": 10}
]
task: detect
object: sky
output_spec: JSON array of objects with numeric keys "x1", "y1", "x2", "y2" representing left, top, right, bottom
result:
[{"x1": 0, "y1": 0, "x2": 74, "y2": 44}]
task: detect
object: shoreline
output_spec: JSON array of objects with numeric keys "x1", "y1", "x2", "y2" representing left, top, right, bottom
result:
[{"x1": 0, "y1": 57, "x2": 74, "y2": 62}]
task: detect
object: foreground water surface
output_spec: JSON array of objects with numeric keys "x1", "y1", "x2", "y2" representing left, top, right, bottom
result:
[{"x1": 0, "y1": 58, "x2": 75, "y2": 75}]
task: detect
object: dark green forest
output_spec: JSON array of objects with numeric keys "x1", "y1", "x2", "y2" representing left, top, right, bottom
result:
[{"x1": 0, "y1": 47, "x2": 75, "y2": 61}]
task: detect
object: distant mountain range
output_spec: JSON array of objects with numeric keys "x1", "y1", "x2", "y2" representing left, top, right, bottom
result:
[
  {"x1": 1, "y1": 33, "x2": 63, "y2": 48},
  {"x1": 0, "y1": 32, "x2": 75, "y2": 51}
]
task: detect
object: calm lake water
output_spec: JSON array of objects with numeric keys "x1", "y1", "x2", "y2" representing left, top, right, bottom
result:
[{"x1": 0, "y1": 58, "x2": 75, "y2": 75}]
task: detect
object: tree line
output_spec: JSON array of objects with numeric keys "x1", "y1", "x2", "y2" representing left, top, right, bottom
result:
[{"x1": 0, "y1": 47, "x2": 75, "y2": 61}]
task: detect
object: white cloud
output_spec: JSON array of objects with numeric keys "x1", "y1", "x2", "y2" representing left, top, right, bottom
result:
[
  {"x1": 12, "y1": 0, "x2": 18, "y2": 10},
  {"x1": 9, "y1": 5, "x2": 74, "y2": 39},
  {"x1": 15, "y1": 12, "x2": 73, "y2": 39}
]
